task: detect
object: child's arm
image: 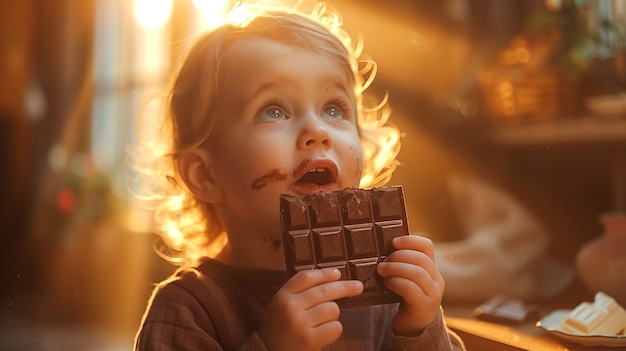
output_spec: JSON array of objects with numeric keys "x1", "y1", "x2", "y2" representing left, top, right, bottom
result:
[
  {"x1": 258, "y1": 268, "x2": 364, "y2": 351},
  {"x1": 376, "y1": 235, "x2": 446, "y2": 335}
]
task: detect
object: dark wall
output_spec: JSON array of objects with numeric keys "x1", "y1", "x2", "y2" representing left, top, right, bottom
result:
[{"x1": 0, "y1": 0, "x2": 95, "y2": 324}]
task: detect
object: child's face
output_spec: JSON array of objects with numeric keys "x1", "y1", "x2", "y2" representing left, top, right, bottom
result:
[{"x1": 206, "y1": 37, "x2": 364, "y2": 243}]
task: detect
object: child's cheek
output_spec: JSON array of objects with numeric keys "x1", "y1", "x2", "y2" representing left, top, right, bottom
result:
[{"x1": 350, "y1": 146, "x2": 364, "y2": 178}]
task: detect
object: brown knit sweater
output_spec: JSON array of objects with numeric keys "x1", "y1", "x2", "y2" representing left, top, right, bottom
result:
[{"x1": 134, "y1": 258, "x2": 465, "y2": 350}]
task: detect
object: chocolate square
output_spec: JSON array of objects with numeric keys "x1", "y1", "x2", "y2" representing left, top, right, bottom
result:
[{"x1": 280, "y1": 186, "x2": 409, "y2": 308}]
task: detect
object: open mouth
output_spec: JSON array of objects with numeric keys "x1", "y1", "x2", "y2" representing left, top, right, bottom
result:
[{"x1": 295, "y1": 167, "x2": 333, "y2": 186}]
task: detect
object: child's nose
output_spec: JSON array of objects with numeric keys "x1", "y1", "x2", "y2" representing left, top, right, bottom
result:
[{"x1": 296, "y1": 113, "x2": 332, "y2": 150}]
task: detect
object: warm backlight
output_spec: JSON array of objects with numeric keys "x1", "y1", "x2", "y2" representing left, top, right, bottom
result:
[{"x1": 134, "y1": 0, "x2": 173, "y2": 29}]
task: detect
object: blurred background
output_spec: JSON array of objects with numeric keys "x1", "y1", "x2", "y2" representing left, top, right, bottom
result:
[{"x1": 1, "y1": 0, "x2": 625, "y2": 349}]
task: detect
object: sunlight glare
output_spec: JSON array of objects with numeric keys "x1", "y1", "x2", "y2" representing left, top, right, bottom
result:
[
  {"x1": 134, "y1": 0, "x2": 173, "y2": 29},
  {"x1": 192, "y1": 0, "x2": 232, "y2": 29}
]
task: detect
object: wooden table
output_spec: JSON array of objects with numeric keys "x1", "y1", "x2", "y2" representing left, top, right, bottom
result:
[
  {"x1": 443, "y1": 281, "x2": 623, "y2": 350},
  {"x1": 444, "y1": 309, "x2": 611, "y2": 351}
]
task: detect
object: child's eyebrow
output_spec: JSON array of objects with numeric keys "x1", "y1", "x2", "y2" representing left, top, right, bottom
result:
[
  {"x1": 324, "y1": 79, "x2": 353, "y2": 95},
  {"x1": 241, "y1": 78, "x2": 353, "y2": 106},
  {"x1": 246, "y1": 82, "x2": 284, "y2": 101},
  {"x1": 234, "y1": 81, "x2": 285, "y2": 109}
]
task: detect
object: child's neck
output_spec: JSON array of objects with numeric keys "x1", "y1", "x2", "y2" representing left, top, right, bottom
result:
[{"x1": 215, "y1": 237, "x2": 286, "y2": 271}]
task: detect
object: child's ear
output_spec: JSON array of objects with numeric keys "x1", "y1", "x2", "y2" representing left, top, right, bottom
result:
[{"x1": 179, "y1": 149, "x2": 223, "y2": 204}]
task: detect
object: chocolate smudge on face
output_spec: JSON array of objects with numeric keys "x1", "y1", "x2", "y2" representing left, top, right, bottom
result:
[
  {"x1": 251, "y1": 168, "x2": 288, "y2": 190},
  {"x1": 348, "y1": 147, "x2": 363, "y2": 178},
  {"x1": 292, "y1": 158, "x2": 312, "y2": 177},
  {"x1": 264, "y1": 237, "x2": 282, "y2": 251},
  {"x1": 355, "y1": 157, "x2": 363, "y2": 177}
]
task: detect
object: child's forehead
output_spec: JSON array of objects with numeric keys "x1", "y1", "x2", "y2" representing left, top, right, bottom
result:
[
  {"x1": 224, "y1": 36, "x2": 351, "y2": 77},
  {"x1": 221, "y1": 37, "x2": 354, "y2": 92},
  {"x1": 228, "y1": 36, "x2": 298, "y2": 54}
]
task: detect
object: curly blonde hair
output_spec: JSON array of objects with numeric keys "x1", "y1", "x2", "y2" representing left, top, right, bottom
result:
[{"x1": 127, "y1": 1, "x2": 401, "y2": 266}]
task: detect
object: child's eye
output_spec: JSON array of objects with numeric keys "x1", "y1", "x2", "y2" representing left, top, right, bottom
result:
[
  {"x1": 258, "y1": 106, "x2": 287, "y2": 121},
  {"x1": 322, "y1": 99, "x2": 351, "y2": 120},
  {"x1": 322, "y1": 106, "x2": 343, "y2": 120}
]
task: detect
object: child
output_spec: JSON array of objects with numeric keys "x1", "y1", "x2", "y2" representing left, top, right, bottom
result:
[{"x1": 133, "y1": 2, "x2": 465, "y2": 350}]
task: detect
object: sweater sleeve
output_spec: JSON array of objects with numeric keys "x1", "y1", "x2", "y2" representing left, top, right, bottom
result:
[
  {"x1": 134, "y1": 283, "x2": 269, "y2": 351},
  {"x1": 390, "y1": 308, "x2": 466, "y2": 351}
]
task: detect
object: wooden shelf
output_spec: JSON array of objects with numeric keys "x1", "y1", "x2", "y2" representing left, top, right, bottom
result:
[
  {"x1": 487, "y1": 115, "x2": 626, "y2": 211},
  {"x1": 489, "y1": 116, "x2": 626, "y2": 146}
]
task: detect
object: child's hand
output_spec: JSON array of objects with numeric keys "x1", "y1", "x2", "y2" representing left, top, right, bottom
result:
[
  {"x1": 376, "y1": 235, "x2": 445, "y2": 336},
  {"x1": 259, "y1": 268, "x2": 363, "y2": 351}
]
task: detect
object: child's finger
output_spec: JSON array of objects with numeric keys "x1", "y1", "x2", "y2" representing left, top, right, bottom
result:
[
  {"x1": 309, "y1": 319, "x2": 344, "y2": 346},
  {"x1": 306, "y1": 301, "x2": 341, "y2": 324},
  {"x1": 392, "y1": 235, "x2": 436, "y2": 261},
  {"x1": 381, "y1": 249, "x2": 440, "y2": 281},
  {"x1": 284, "y1": 268, "x2": 342, "y2": 293},
  {"x1": 300, "y1": 279, "x2": 363, "y2": 306},
  {"x1": 379, "y1": 263, "x2": 442, "y2": 299}
]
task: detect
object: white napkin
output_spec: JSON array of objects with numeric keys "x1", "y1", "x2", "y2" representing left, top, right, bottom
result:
[{"x1": 434, "y1": 174, "x2": 574, "y2": 302}]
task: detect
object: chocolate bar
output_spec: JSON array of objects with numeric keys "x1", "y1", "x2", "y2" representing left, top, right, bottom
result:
[
  {"x1": 280, "y1": 186, "x2": 409, "y2": 308},
  {"x1": 473, "y1": 295, "x2": 539, "y2": 324},
  {"x1": 560, "y1": 292, "x2": 626, "y2": 335}
]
